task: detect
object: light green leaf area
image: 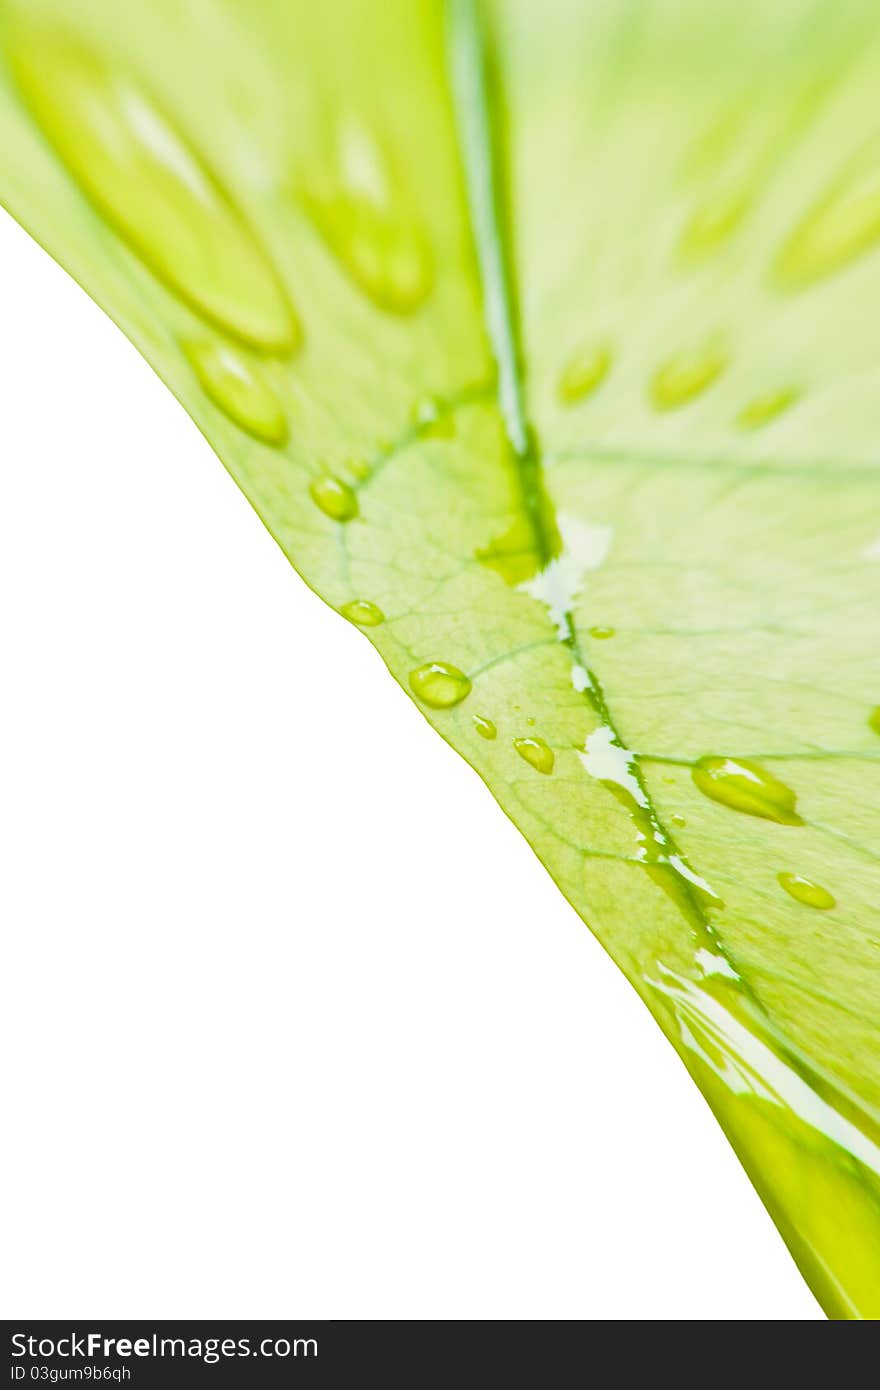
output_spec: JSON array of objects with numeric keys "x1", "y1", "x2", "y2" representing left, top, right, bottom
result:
[{"x1": 1, "y1": 0, "x2": 879, "y2": 1318}]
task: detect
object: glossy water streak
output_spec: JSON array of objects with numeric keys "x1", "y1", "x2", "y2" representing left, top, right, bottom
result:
[
  {"x1": 692, "y1": 756, "x2": 803, "y2": 825},
  {"x1": 518, "y1": 515, "x2": 613, "y2": 637},
  {"x1": 651, "y1": 967, "x2": 880, "y2": 1319},
  {"x1": 473, "y1": 714, "x2": 497, "y2": 739},
  {"x1": 10, "y1": 25, "x2": 298, "y2": 352},
  {"x1": 513, "y1": 735, "x2": 554, "y2": 773},
  {"x1": 778, "y1": 872, "x2": 836, "y2": 910},
  {"x1": 409, "y1": 662, "x2": 471, "y2": 709},
  {"x1": 310, "y1": 475, "x2": 358, "y2": 522},
  {"x1": 580, "y1": 726, "x2": 723, "y2": 923},
  {"x1": 340, "y1": 599, "x2": 384, "y2": 626},
  {"x1": 185, "y1": 341, "x2": 287, "y2": 444}
]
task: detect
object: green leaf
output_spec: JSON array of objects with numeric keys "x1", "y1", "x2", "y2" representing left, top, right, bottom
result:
[{"x1": 2, "y1": 0, "x2": 879, "y2": 1318}]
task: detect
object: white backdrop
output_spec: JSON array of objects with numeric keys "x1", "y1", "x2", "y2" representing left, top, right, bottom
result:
[{"x1": 0, "y1": 210, "x2": 820, "y2": 1320}]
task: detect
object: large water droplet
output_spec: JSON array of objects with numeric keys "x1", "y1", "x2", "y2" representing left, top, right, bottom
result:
[
  {"x1": 692, "y1": 756, "x2": 803, "y2": 825},
  {"x1": 409, "y1": 662, "x2": 471, "y2": 709},
  {"x1": 778, "y1": 872, "x2": 836, "y2": 910},
  {"x1": 737, "y1": 387, "x2": 799, "y2": 431},
  {"x1": 185, "y1": 341, "x2": 287, "y2": 444},
  {"x1": 557, "y1": 344, "x2": 612, "y2": 405},
  {"x1": 340, "y1": 599, "x2": 384, "y2": 626},
  {"x1": 10, "y1": 27, "x2": 298, "y2": 352},
  {"x1": 777, "y1": 145, "x2": 880, "y2": 287},
  {"x1": 310, "y1": 475, "x2": 358, "y2": 522},
  {"x1": 303, "y1": 118, "x2": 430, "y2": 314},
  {"x1": 513, "y1": 736, "x2": 554, "y2": 774},
  {"x1": 651, "y1": 345, "x2": 727, "y2": 410},
  {"x1": 473, "y1": 714, "x2": 497, "y2": 740}
]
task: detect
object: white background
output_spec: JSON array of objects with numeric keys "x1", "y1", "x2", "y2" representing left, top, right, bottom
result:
[{"x1": 0, "y1": 210, "x2": 821, "y2": 1320}]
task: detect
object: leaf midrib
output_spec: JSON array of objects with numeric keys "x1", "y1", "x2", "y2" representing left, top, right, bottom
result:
[
  {"x1": 446, "y1": 0, "x2": 723, "y2": 954},
  {"x1": 444, "y1": 0, "x2": 880, "y2": 1144}
]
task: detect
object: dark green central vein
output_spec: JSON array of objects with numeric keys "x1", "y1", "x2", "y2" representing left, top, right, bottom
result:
[
  {"x1": 446, "y1": 0, "x2": 557, "y2": 567},
  {"x1": 444, "y1": 0, "x2": 880, "y2": 1146},
  {"x1": 445, "y1": 0, "x2": 721, "y2": 943}
]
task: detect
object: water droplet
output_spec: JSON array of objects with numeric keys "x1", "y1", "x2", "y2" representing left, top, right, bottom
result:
[
  {"x1": 869, "y1": 706, "x2": 880, "y2": 735},
  {"x1": 557, "y1": 344, "x2": 612, "y2": 405},
  {"x1": 414, "y1": 395, "x2": 455, "y2": 439},
  {"x1": 340, "y1": 599, "x2": 384, "y2": 627},
  {"x1": 679, "y1": 188, "x2": 751, "y2": 257},
  {"x1": 737, "y1": 387, "x2": 799, "y2": 430},
  {"x1": 514, "y1": 736, "x2": 554, "y2": 774},
  {"x1": 526, "y1": 716, "x2": 536, "y2": 727},
  {"x1": 777, "y1": 145, "x2": 880, "y2": 287},
  {"x1": 671, "y1": 814, "x2": 687, "y2": 828},
  {"x1": 651, "y1": 345, "x2": 727, "y2": 410},
  {"x1": 778, "y1": 872, "x2": 836, "y2": 910},
  {"x1": 310, "y1": 475, "x2": 358, "y2": 522},
  {"x1": 10, "y1": 27, "x2": 298, "y2": 352},
  {"x1": 409, "y1": 662, "x2": 471, "y2": 709},
  {"x1": 589, "y1": 625, "x2": 615, "y2": 640},
  {"x1": 473, "y1": 714, "x2": 497, "y2": 740},
  {"x1": 303, "y1": 118, "x2": 430, "y2": 314},
  {"x1": 184, "y1": 341, "x2": 287, "y2": 444},
  {"x1": 692, "y1": 756, "x2": 803, "y2": 825}
]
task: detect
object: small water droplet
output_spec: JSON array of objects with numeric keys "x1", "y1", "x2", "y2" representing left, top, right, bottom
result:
[
  {"x1": 651, "y1": 345, "x2": 727, "y2": 410},
  {"x1": 303, "y1": 118, "x2": 430, "y2": 314},
  {"x1": 514, "y1": 736, "x2": 554, "y2": 774},
  {"x1": 778, "y1": 872, "x2": 835, "y2": 910},
  {"x1": 414, "y1": 395, "x2": 455, "y2": 439},
  {"x1": 185, "y1": 341, "x2": 287, "y2": 444},
  {"x1": 473, "y1": 714, "x2": 497, "y2": 740},
  {"x1": 409, "y1": 662, "x2": 471, "y2": 709},
  {"x1": 10, "y1": 27, "x2": 298, "y2": 352},
  {"x1": 679, "y1": 188, "x2": 751, "y2": 257},
  {"x1": 340, "y1": 599, "x2": 384, "y2": 626},
  {"x1": 589, "y1": 625, "x2": 615, "y2": 640},
  {"x1": 869, "y1": 706, "x2": 880, "y2": 735},
  {"x1": 310, "y1": 475, "x2": 358, "y2": 522},
  {"x1": 737, "y1": 387, "x2": 799, "y2": 430},
  {"x1": 692, "y1": 756, "x2": 803, "y2": 825},
  {"x1": 777, "y1": 145, "x2": 880, "y2": 287},
  {"x1": 670, "y1": 814, "x2": 687, "y2": 828},
  {"x1": 526, "y1": 715, "x2": 536, "y2": 727},
  {"x1": 557, "y1": 344, "x2": 612, "y2": 405}
]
